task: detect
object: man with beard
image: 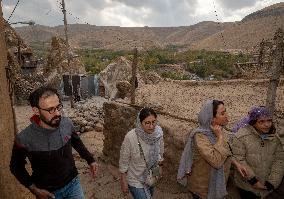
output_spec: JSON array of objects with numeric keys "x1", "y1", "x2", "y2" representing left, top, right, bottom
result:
[{"x1": 10, "y1": 86, "x2": 98, "y2": 199}]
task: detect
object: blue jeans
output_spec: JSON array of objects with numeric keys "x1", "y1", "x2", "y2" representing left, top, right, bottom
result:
[
  {"x1": 128, "y1": 185, "x2": 154, "y2": 199},
  {"x1": 53, "y1": 176, "x2": 84, "y2": 199}
]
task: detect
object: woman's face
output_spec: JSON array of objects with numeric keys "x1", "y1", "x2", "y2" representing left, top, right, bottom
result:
[
  {"x1": 254, "y1": 117, "x2": 272, "y2": 134},
  {"x1": 212, "y1": 104, "x2": 228, "y2": 126},
  {"x1": 141, "y1": 115, "x2": 157, "y2": 134}
]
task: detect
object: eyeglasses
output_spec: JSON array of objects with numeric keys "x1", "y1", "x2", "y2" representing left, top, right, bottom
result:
[
  {"x1": 143, "y1": 120, "x2": 157, "y2": 126},
  {"x1": 38, "y1": 104, "x2": 63, "y2": 114}
]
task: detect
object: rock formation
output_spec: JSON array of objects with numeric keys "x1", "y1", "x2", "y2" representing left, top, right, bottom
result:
[
  {"x1": 4, "y1": 23, "x2": 87, "y2": 102},
  {"x1": 99, "y1": 56, "x2": 133, "y2": 99},
  {"x1": 45, "y1": 36, "x2": 85, "y2": 74}
]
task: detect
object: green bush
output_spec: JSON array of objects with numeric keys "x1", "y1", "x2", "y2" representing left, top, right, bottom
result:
[
  {"x1": 31, "y1": 43, "x2": 250, "y2": 78},
  {"x1": 76, "y1": 49, "x2": 130, "y2": 74},
  {"x1": 160, "y1": 71, "x2": 188, "y2": 80}
]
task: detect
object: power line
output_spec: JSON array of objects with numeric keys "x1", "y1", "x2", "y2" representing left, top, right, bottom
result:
[
  {"x1": 212, "y1": 0, "x2": 227, "y2": 49},
  {"x1": 45, "y1": 9, "x2": 52, "y2": 15},
  {"x1": 7, "y1": 0, "x2": 20, "y2": 22},
  {"x1": 55, "y1": 0, "x2": 90, "y2": 25},
  {"x1": 67, "y1": 10, "x2": 89, "y2": 25}
]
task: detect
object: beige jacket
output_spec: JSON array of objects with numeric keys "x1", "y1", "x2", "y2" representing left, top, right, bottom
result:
[
  {"x1": 187, "y1": 132, "x2": 232, "y2": 199},
  {"x1": 232, "y1": 125, "x2": 284, "y2": 198}
]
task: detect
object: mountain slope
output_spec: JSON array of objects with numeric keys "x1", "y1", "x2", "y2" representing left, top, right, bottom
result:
[
  {"x1": 191, "y1": 3, "x2": 284, "y2": 51},
  {"x1": 15, "y1": 2, "x2": 284, "y2": 51}
]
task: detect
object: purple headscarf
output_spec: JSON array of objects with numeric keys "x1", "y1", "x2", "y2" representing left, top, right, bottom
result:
[
  {"x1": 248, "y1": 106, "x2": 272, "y2": 122},
  {"x1": 232, "y1": 106, "x2": 272, "y2": 133}
]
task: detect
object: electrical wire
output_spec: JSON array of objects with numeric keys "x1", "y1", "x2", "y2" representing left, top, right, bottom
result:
[
  {"x1": 7, "y1": 0, "x2": 20, "y2": 22},
  {"x1": 212, "y1": 0, "x2": 227, "y2": 49}
]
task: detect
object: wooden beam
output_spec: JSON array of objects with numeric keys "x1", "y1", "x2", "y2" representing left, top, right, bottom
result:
[{"x1": 131, "y1": 48, "x2": 138, "y2": 104}]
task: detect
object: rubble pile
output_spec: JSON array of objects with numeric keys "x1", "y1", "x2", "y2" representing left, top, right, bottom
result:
[
  {"x1": 64, "y1": 97, "x2": 107, "y2": 133},
  {"x1": 4, "y1": 23, "x2": 87, "y2": 102},
  {"x1": 14, "y1": 74, "x2": 45, "y2": 102},
  {"x1": 234, "y1": 32, "x2": 284, "y2": 79},
  {"x1": 141, "y1": 71, "x2": 162, "y2": 84},
  {"x1": 4, "y1": 22, "x2": 30, "y2": 52},
  {"x1": 115, "y1": 80, "x2": 132, "y2": 99},
  {"x1": 4, "y1": 22, "x2": 43, "y2": 101},
  {"x1": 45, "y1": 37, "x2": 86, "y2": 74}
]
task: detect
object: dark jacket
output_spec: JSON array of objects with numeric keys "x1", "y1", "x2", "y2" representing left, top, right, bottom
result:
[
  {"x1": 10, "y1": 116, "x2": 95, "y2": 192},
  {"x1": 265, "y1": 178, "x2": 284, "y2": 199}
]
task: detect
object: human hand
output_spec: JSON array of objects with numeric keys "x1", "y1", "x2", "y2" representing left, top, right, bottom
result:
[
  {"x1": 29, "y1": 185, "x2": 55, "y2": 199},
  {"x1": 252, "y1": 181, "x2": 267, "y2": 190},
  {"x1": 233, "y1": 160, "x2": 249, "y2": 179},
  {"x1": 89, "y1": 162, "x2": 99, "y2": 179},
  {"x1": 120, "y1": 176, "x2": 129, "y2": 196},
  {"x1": 210, "y1": 124, "x2": 223, "y2": 139}
]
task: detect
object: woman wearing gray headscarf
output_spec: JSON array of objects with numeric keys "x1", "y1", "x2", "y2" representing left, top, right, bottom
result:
[
  {"x1": 119, "y1": 107, "x2": 164, "y2": 199},
  {"x1": 177, "y1": 100, "x2": 246, "y2": 199}
]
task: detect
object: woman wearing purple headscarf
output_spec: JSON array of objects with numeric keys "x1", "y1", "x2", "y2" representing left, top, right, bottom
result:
[
  {"x1": 177, "y1": 100, "x2": 247, "y2": 199},
  {"x1": 232, "y1": 106, "x2": 265, "y2": 134},
  {"x1": 232, "y1": 106, "x2": 284, "y2": 199}
]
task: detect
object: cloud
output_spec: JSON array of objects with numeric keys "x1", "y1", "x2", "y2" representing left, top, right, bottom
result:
[
  {"x1": 216, "y1": 0, "x2": 258, "y2": 10},
  {"x1": 113, "y1": 0, "x2": 197, "y2": 12},
  {"x1": 2, "y1": 0, "x2": 62, "y2": 26},
  {"x1": 68, "y1": 0, "x2": 199, "y2": 26},
  {"x1": 1, "y1": 0, "x2": 281, "y2": 27},
  {"x1": 107, "y1": 0, "x2": 199, "y2": 26}
]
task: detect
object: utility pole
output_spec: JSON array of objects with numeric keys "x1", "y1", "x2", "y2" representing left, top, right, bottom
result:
[
  {"x1": 131, "y1": 48, "x2": 138, "y2": 104},
  {"x1": 61, "y1": 0, "x2": 74, "y2": 107},
  {"x1": 266, "y1": 28, "x2": 284, "y2": 115}
]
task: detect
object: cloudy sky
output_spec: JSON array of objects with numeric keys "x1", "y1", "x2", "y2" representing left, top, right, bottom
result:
[{"x1": 1, "y1": 0, "x2": 282, "y2": 27}]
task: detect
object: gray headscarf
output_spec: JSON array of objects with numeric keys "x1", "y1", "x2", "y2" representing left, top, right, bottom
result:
[
  {"x1": 177, "y1": 100, "x2": 227, "y2": 199},
  {"x1": 135, "y1": 110, "x2": 163, "y2": 198}
]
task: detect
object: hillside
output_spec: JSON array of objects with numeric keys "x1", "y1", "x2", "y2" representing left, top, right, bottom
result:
[
  {"x1": 15, "y1": 2, "x2": 284, "y2": 51},
  {"x1": 15, "y1": 21, "x2": 232, "y2": 50},
  {"x1": 191, "y1": 3, "x2": 284, "y2": 51}
]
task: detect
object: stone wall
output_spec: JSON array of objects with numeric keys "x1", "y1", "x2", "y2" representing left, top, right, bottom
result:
[
  {"x1": 102, "y1": 102, "x2": 138, "y2": 165},
  {"x1": 0, "y1": 8, "x2": 22, "y2": 198},
  {"x1": 64, "y1": 97, "x2": 106, "y2": 132}
]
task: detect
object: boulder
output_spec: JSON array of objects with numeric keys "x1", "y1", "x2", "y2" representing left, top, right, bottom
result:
[
  {"x1": 94, "y1": 123, "x2": 104, "y2": 132},
  {"x1": 115, "y1": 80, "x2": 132, "y2": 99},
  {"x1": 99, "y1": 57, "x2": 133, "y2": 99}
]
